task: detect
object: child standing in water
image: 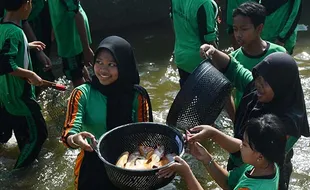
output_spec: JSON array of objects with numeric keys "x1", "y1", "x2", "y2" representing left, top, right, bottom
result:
[
  {"x1": 0, "y1": 0, "x2": 48, "y2": 169},
  {"x1": 62, "y1": 36, "x2": 153, "y2": 190},
  {"x1": 158, "y1": 114, "x2": 287, "y2": 190},
  {"x1": 48, "y1": 0, "x2": 93, "y2": 87}
]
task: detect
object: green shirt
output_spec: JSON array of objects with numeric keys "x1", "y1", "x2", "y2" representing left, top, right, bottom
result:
[
  {"x1": 0, "y1": 21, "x2": 35, "y2": 116},
  {"x1": 48, "y1": 0, "x2": 92, "y2": 58},
  {"x1": 229, "y1": 42, "x2": 286, "y2": 108},
  {"x1": 261, "y1": 0, "x2": 301, "y2": 54},
  {"x1": 228, "y1": 164, "x2": 279, "y2": 190},
  {"x1": 63, "y1": 84, "x2": 145, "y2": 140},
  {"x1": 28, "y1": 0, "x2": 45, "y2": 22},
  {"x1": 171, "y1": 0, "x2": 218, "y2": 73}
]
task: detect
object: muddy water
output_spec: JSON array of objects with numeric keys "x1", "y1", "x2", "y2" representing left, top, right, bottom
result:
[{"x1": 1, "y1": 15, "x2": 310, "y2": 190}]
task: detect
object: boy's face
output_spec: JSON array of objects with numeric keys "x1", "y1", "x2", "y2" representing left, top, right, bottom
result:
[
  {"x1": 233, "y1": 15, "x2": 263, "y2": 47},
  {"x1": 21, "y1": 0, "x2": 32, "y2": 20}
]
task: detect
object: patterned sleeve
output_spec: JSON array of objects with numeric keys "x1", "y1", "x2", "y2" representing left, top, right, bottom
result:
[
  {"x1": 133, "y1": 85, "x2": 153, "y2": 122},
  {"x1": 61, "y1": 88, "x2": 86, "y2": 148},
  {"x1": 0, "y1": 37, "x2": 20, "y2": 75},
  {"x1": 60, "y1": 0, "x2": 80, "y2": 13}
]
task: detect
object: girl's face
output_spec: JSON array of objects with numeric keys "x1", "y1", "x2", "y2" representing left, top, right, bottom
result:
[
  {"x1": 94, "y1": 49, "x2": 118, "y2": 85},
  {"x1": 240, "y1": 133, "x2": 261, "y2": 165},
  {"x1": 254, "y1": 76, "x2": 274, "y2": 103}
]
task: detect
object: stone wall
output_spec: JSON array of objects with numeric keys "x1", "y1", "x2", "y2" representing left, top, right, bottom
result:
[{"x1": 81, "y1": 0, "x2": 171, "y2": 32}]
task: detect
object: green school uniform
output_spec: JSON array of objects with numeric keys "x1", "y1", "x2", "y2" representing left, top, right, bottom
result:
[
  {"x1": 228, "y1": 164, "x2": 279, "y2": 190},
  {"x1": 0, "y1": 21, "x2": 35, "y2": 116},
  {"x1": 171, "y1": 0, "x2": 218, "y2": 73},
  {"x1": 261, "y1": 0, "x2": 302, "y2": 54},
  {"x1": 48, "y1": 0, "x2": 92, "y2": 58}
]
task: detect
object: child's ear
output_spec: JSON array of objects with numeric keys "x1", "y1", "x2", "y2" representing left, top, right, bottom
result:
[{"x1": 256, "y1": 24, "x2": 264, "y2": 33}]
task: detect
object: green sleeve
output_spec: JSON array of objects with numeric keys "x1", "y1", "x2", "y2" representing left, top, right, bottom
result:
[
  {"x1": 65, "y1": 88, "x2": 86, "y2": 136},
  {"x1": 0, "y1": 37, "x2": 20, "y2": 75},
  {"x1": 285, "y1": 136, "x2": 298, "y2": 152},
  {"x1": 60, "y1": 0, "x2": 80, "y2": 12},
  {"x1": 224, "y1": 56, "x2": 253, "y2": 92},
  {"x1": 202, "y1": 1, "x2": 218, "y2": 42},
  {"x1": 278, "y1": 0, "x2": 302, "y2": 42},
  {"x1": 228, "y1": 164, "x2": 249, "y2": 189}
]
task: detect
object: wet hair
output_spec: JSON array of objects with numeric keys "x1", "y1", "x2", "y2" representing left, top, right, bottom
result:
[
  {"x1": 4, "y1": 0, "x2": 28, "y2": 11},
  {"x1": 233, "y1": 1, "x2": 266, "y2": 28},
  {"x1": 243, "y1": 114, "x2": 287, "y2": 167}
]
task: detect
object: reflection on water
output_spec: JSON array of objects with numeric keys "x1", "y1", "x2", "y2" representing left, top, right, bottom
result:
[{"x1": 1, "y1": 19, "x2": 310, "y2": 190}]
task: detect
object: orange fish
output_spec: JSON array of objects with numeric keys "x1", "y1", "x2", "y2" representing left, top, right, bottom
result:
[{"x1": 139, "y1": 145, "x2": 154, "y2": 160}]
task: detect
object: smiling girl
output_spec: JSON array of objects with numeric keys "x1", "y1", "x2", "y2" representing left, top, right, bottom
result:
[{"x1": 61, "y1": 36, "x2": 153, "y2": 190}]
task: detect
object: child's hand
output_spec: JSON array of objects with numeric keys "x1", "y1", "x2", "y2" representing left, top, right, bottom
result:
[
  {"x1": 70, "y1": 132, "x2": 95, "y2": 152},
  {"x1": 27, "y1": 72, "x2": 43, "y2": 86},
  {"x1": 200, "y1": 44, "x2": 216, "y2": 58},
  {"x1": 29, "y1": 41, "x2": 46, "y2": 51},
  {"x1": 187, "y1": 125, "x2": 216, "y2": 143},
  {"x1": 36, "y1": 51, "x2": 52, "y2": 71},
  {"x1": 189, "y1": 142, "x2": 211, "y2": 162},
  {"x1": 83, "y1": 47, "x2": 94, "y2": 67},
  {"x1": 157, "y1": 156, "x2": 190, "y2": 178}
]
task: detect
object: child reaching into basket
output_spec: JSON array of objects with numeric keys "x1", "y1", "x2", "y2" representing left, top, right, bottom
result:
[
  {"x1": 61, "y1": 36, "x2": 153, "y2": 190},
  {"x1": 158, "y1": 114, "x2": 286, "y2": 190}
]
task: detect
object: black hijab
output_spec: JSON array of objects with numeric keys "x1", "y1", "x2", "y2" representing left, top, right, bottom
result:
[
  {"x1": 90, "y1": 36, "x2": 140, "y2": 131},
  {"x1": 235, "y1": 52, "x2": 310, "y2": 139}
]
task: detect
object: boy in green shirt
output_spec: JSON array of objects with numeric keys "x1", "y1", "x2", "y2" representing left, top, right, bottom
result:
[
  {"x1": 170, "y1": 0, "x2": 219, "y2": 86},
  {"x1": 260, "y1": 0, "x2": 302, "y2": 54},
  {"x1": 48, "y1": 0, "x2": 93, "y2": 87},
  {"x1": 0, "y1": 0, "x2": 48, "y2": 169},
  {"x1": 230, "y1": 2, "x2": 286, "y2": 110}
]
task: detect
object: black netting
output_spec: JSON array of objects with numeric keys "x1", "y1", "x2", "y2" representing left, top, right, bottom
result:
[
  {"x1": 167, "y1": 60, "x2": 233, "y2": 130},
  {"x1": 96, "y1": 122, "x2": 184, "y2": 190}
]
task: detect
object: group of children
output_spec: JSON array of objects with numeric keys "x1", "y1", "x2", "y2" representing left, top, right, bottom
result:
[
  {"x1": 166, "y1": 0, "x2": 309, "y2": 190},
  {"x1": 0, "y1": 0, "x2": 309, "y2": 190}
]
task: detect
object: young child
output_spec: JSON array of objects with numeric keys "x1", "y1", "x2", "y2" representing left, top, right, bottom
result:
[
  {"x1": 199, "y1": 44, "x2": 309, "y2": 189},
  {"x1": 48, "y1": 0, "x2": 93, "y2": 87},
  {"x1": 170, "y1": 0, "x2": 219, "y2": 87},
  {"x1": 226, "y1": 0, "x2": 253, "y2": 49},
  {"x1": 261, "y1": 0, "x2": 302, "y2": 54},
  {"x1": 158, "y1": 114, "x2": 287, "y2": 190},
  {"x1": 229, "y1": 2, "x2": 286, "y2": 111},
  {"x1": 61, "y1": 36, "x2": 153, "y2": 189},
  {"x1": 0, "y1": 0, "x2": 48, "y2": 169}
]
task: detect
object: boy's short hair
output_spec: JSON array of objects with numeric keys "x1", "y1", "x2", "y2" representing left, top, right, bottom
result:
[
  {"x1": 233, "y1": 2, "x2": 266, "y2": 28},
  {"x1": 4, "y1": 0, "x2": 28, "y2": 11}
]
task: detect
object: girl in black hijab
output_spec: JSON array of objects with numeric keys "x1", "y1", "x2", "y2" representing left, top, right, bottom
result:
[
  {"x1": 188, "y1": 45, "x2": 310, "y2": 190},
  {"x1": 62, "y1": 36, "x2": 153, "y2": 190}
]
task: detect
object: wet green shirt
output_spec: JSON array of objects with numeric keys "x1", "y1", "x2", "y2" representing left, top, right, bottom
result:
[
  {"x1": 171, "y1": 0, "x2": 218, "y2": 73},
  {"x1": 48, "y1": 0, "x2": 92, "y2": 58},
  {"x1": 261, "y1": 0, "x2": 302, "y2": 54},
  {"x1": 62, "y1": 84, "x2": 146, "y2": 140},
  {"x1": 228, "y1": 164, "x2": 279, "y2": 190},
  {"x1": 229, "y1": 42, "x2": 286, "y2": 108},
  {"x1": 0, "y1": 21, "x2": 35, "y2": 116}
]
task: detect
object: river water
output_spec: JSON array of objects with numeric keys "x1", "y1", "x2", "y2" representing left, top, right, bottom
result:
[{"x1": 1, "y1": 11, "x2": 310, "y2": 190}]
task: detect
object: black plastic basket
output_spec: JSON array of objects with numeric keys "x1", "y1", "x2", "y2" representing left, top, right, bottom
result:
[
  {"x1": 95, "y1": 122, "x2": 185, "y2": 190},
  {"x1": 167, "y1": 59, "x2": 233, "y2": 130}
]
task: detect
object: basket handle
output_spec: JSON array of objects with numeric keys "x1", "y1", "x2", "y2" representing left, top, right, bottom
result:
[{"x1": 89, "y1": 137, "x2": 99, "y2": 155}]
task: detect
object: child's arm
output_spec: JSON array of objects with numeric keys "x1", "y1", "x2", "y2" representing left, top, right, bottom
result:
[
  {"x1": 75, "y1": 10, "x2": 94, "y2": 66},
  {"x1": 188, "y1": 125, "x2": 242, "y2": 154},
  {"x1": 189, "y1": 142, "x2": 229, "y2": 190},
  {"x1": 22, "y1": 21, "x2": 52, "y2": 70},
  {"x1": 157, "y1": 156, "x2": 204, "y2": 190},
  {"x1": 10, "y1": 67, "x2": 43, "y2": 86},
  {"x1": 200, "y1": 44, "x2": 230, "y2": 70}
]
